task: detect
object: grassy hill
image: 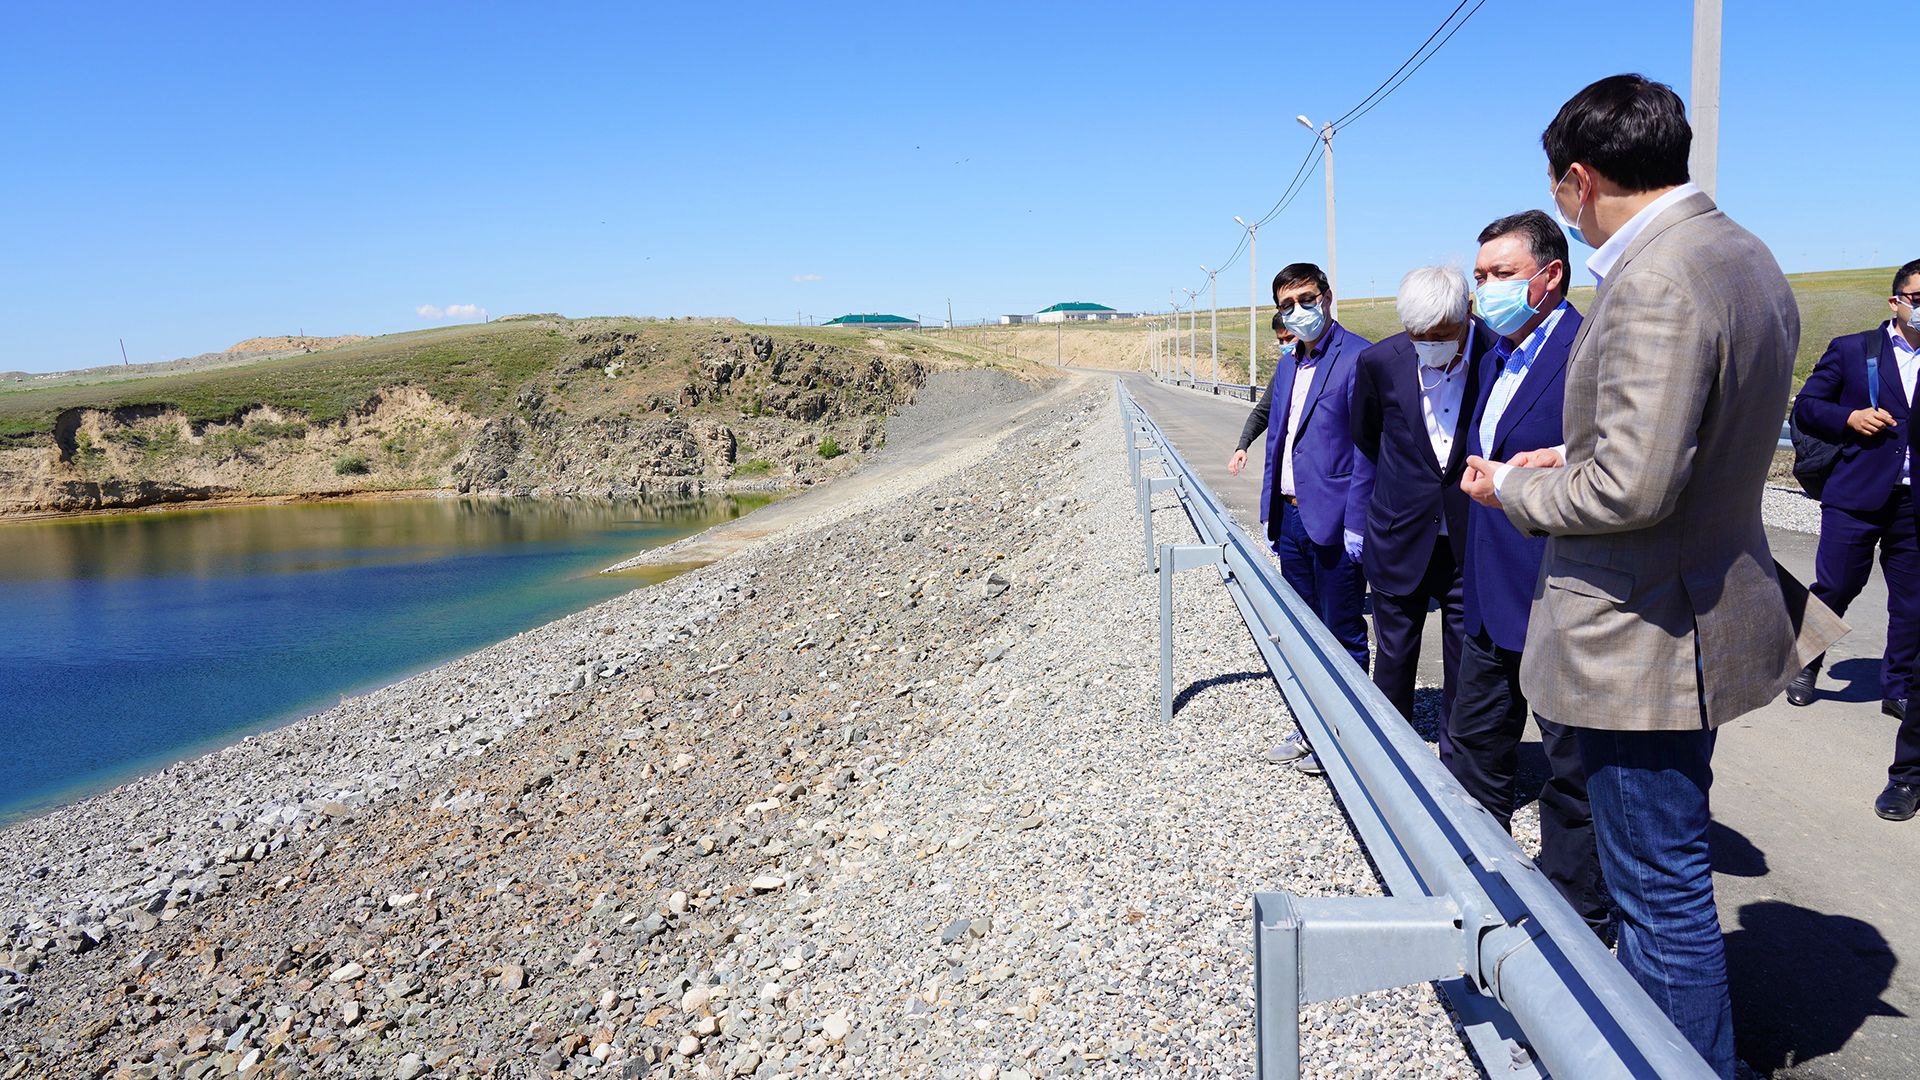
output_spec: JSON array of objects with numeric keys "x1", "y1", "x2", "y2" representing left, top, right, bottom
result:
[
  {"x1": 0, "y1": 317, "x2": 1023, "y2": 515},
  {"x1": 993, "y1": 266, "x2": 1897, "y2": 390}
]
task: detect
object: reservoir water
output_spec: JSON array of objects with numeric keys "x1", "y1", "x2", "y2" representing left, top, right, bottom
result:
[{"x1": 0, "y1": 495, "x2": 767, "y2": 821}]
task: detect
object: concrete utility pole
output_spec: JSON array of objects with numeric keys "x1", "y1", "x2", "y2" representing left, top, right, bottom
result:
[
  {"x1": 1236, "y1": 216, "x2": 1258, "y2": 386},
  {"x1": 1200, "y1": 264, "x2": 1218, "y2": 384},
  {"x1": 1691, "y1": 0, "x2": 1721, "y2": 199},
  {"x1": 1184, "y1": 289, "x2": 1198, "y2": 378},
  {"x1": 1298, "y1": 115, "x2": 1338, "y2": 319}
]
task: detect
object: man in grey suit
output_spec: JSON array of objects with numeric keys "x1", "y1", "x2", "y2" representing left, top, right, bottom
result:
[{"x1": 1462, "y1": 74, "x2": 1845, "y2": 1077}]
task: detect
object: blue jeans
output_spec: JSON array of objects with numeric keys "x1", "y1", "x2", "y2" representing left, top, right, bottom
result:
[
  {"x1": 1275, "y1": 500, "x2": 1369, "y2": 672},
  {"x1": 1576, "y1": 727, "x2": 1733, "y2": 1078}
]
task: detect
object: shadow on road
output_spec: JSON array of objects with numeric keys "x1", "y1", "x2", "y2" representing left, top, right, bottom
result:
[
  {"x1": 1824, "y1": 656, "x2": 1885, "y2": 705},
  {"x1": 1721, "y1": 831, "x2": 1905, "y2": 1075}
]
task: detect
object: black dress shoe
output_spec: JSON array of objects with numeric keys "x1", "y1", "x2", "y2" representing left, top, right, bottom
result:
[
  {"x1": 1884, "y1": 698, "x2": 1908, "y2": 721},
  {"x1": 1786, "y1": 663, "x2": 1819, "y2": 706},
  {"x1": 1875, "y1": 782, "x2": 1920, "y2": 821}
]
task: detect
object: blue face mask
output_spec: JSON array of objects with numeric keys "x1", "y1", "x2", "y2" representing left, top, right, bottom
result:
[
  {"x1": 1474, "y1": 264, "x2": 1553, "y2": 337},
  {"x1": 1282, "y1": 299, "x2": 1328, "y2": 342},
  {"x1": 1551, "y1": 169, "x2": 1591, "y2": 249}
]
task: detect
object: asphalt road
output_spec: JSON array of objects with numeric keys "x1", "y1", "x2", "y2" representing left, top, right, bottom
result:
[{"x1": 1121, "y1": 373, "x2": 1918, "y2": 1080}]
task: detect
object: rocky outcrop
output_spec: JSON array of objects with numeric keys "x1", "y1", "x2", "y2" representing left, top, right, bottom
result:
[{"x1": 0, "y1": 330, "x2": 932, "y2": 516}]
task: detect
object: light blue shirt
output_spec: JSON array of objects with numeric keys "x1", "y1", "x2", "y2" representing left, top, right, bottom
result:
[{"x1": 1478, "y1": 302, "x2": 1569, "y2": 458}]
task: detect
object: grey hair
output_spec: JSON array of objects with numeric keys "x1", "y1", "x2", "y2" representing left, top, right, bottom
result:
[{"x1": 1396, "y1": 265, "x2": 1471, "y2": 334}]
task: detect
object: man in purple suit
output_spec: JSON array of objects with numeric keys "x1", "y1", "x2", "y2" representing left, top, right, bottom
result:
[
  {"x1": 1451, "y1": 211, "x2": 1609, "y2": 934},
  {"x1": 1258, "y1": 263, "x2": 1374, "y2": 774},
  {"x1": 1790, "y1": 257, "x2": 1920, "y2": 820}
]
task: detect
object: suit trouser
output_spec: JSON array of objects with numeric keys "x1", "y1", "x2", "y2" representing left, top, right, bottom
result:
[
  {"x1": 1369, "y1": 539, "x2": 1463, "y2": 764},
  {"x1": 1577, "y1": 727, "x2": 1733, "y2": 1078},
  {"x1": 1809, "y1": 487, "x2": 1920, "y2": 783},
  {"x1": 1275, "y1": 500, "x2": 1369, "y2": 673},
  {"x1": 1446, "y1": 629, "x2": 1610, "y2": 933}
]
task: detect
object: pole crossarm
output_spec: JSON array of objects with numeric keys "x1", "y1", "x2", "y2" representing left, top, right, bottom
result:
[{"x1": 1116, "y1": 381, "x2": 1717, "y2": 1080}]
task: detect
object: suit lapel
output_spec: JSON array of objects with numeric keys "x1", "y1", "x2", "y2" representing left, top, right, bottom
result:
[
  {"x1": 1294, "y1": 325, "x2": 1341, "y2": 435},
  {"x1": 1877, "y1": 326, "x2": 1909, "y2": 414},
  {"x1": 1446, "y1": 330, "x2": 1490, "y2": 473},
  {"x1": 1492, "y1": 310, "x2": 1578, "y2": 457}
]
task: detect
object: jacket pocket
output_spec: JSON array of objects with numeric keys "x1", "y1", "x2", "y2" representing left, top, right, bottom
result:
[{"x1": 1544, "y1": 556, "x2": 1634, "y2": 604}]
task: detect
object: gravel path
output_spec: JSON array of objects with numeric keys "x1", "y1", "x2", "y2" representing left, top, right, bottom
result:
[{"x1": 0, "y1": 379, "x2": 1470, "y2": 1078}]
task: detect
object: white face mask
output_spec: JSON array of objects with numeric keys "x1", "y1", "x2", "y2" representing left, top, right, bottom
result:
[
  {"x1": 1902, "y1": 299, "x2": 1920, "y2": 332},
  {"x1": 1411, "y1": 337, "x2": 1460, "y2": 369}
]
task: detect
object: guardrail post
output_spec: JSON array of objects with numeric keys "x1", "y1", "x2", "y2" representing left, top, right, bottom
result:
[
  {"x1": 1142, "y1": 477, "x2": 1181, "y2": 573},
  {"x1": 1256, "y1": 892, "x2": 1469, "y2": 1080},
  {"x1": 1159, "y1": 542, "x2": 1227, "y2": 718}
]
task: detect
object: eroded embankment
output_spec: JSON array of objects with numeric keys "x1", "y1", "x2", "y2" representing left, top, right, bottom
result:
[{"x1": 0, "y1": 377, "x2": 1468, "y2": 1079}]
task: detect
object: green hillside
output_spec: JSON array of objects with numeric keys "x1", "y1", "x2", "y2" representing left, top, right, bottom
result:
[
  {"x1": 0, "y1": 318, "x2": 974, "y2": 442},
  {"x1": 1150, "y1": 266, "x2": 1897, "y2": 389}
]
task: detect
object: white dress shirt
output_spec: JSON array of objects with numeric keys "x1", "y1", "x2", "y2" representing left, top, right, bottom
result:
[
  {"x1": 1494, "y1": 184, "x2": 1701, "y2": 497},
  {"x1": 1891, "y1": 324, "x2": 1919, "y2": 486},
  {"x1": 1279, "y1": 345, "x2": 1321, "y2": 497},
  {"x1": 1586, "y1": 182, "x2": 1702, "y2": 289},
  {"x1": 1419, "y1": 325, "x2": 1474, "y2": 534},
  {"x1": 1479, "y1": 303, "x2": 1569, "y2": 458}
]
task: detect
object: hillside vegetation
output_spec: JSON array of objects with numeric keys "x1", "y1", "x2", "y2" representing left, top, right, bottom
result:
[
  {"x1": 981, "y1": 266, "x2": 1898, "y2": 390},
  {"x1": 0, "y1": 318, "x2": 1020, "y2": 516}
]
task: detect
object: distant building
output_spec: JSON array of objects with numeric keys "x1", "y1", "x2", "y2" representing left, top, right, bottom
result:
[
  {"x1": 822, "y1": 313, "x2": 920, "y2": 330},
  {"x1": 999, "y1": 314, "x2": 1031, "y2": 325},
  {"x1": 1035, "y1": 302, "x2": 1130, "y2": 323}
]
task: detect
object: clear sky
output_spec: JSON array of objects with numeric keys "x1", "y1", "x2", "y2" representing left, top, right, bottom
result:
[{"x1": 0, "y1": 1, "x2": 1898, "y2": 372}]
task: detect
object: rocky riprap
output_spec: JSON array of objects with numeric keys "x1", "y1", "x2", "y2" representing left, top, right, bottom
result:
[{"x1": 0, "y1": 380, "x2": 1470, "y2": 1078}]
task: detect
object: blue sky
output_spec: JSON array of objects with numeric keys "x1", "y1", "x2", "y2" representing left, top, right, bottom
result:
[{"x1": 0, "y1": 1, "x2": 1897, "y2": 372}]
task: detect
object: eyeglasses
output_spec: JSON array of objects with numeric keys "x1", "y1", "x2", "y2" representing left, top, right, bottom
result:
[
  {"x1": 1895, "y1": 292, "x2": 1920, "y2": 305},
  {"x1": 1274, "y1": 291, "x2": 1324, "y2": 316}
]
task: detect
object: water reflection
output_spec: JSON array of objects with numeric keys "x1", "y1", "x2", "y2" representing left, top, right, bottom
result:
[{"x1": 0, "y1": 494, "x2": 768, "y2": 820}]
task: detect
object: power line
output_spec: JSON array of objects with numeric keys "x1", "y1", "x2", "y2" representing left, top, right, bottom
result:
[{"x1": 1182, "y1": 0, "x2": 1491, "y2": 300}]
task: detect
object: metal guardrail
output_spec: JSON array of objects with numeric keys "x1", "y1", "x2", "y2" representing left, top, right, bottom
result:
[
  {"x1": 1157, "y1": 373, "x2": 1259, "y2": 401},
  {"x1": 1117, "y1": 382, "x2": 1715, "y2": 1080}
]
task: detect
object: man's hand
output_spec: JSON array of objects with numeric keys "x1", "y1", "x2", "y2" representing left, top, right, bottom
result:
[
  {"x1": 1849, "y1": 408, "x2": 1897, "y2": 437},
  {"x1": 1461, "y1": 457, "x2": 1502, "y2": 509},
  {"x1": 1506, "y1": 446, "x2": 1565, "y2": 469},
  {"x1": 1228, "y1": 448, "x2": 1249, "y2": 476},
  {"x1": 1342, "y1": 528, "x2": 1364, "y2": 562}
]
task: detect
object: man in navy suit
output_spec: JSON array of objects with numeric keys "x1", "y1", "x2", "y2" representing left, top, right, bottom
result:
[
  {"x1": 1349, "y1": 265, "x2": 1492, "y2": 757},
  {"x1": 1790, "y1": 257, "x2": 1920, "y2": 821},
  {"x1": 1451, "y1": 211, "x2": 1608, "y2": 932},
  {"x1": 1259, "y1": 263, "x2": 1374, "y2": 773}
]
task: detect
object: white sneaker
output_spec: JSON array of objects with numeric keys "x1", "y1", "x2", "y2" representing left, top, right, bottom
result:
[
  {"x1": 1265, "y1": 730, "x2": 1311, "y2": 764},
  {"x1": 1293, "y1": 752, "x2": 1325, "y2": 777}
]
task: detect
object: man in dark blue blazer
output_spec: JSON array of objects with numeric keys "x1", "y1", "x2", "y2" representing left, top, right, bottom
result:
[
  {"x1": 1449, "y1": 211, "x2": 1608, "y2": 932},
  {"x1": 1257, "y1": 263, "x2": 1373, "y2": 772},
  {"x1": 1349, "y1": 266, "x2": 1492, "y2": 759},
  {"x1": 1790, "y1": 257, "x2": 1920, "y2": 821}
]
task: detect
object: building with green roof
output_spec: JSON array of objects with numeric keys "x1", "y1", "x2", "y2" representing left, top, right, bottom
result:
[
  {"x1": 822, "y1": 313, "x2": 919, "y2": 329},
  {"x1": 1035, "y1": 301, "x2": 1130, "y2": 323}
]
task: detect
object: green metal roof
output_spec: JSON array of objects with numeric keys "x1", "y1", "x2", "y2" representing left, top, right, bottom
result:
[
  {"x1": 1037, "y1": 302, "x2": 1116, "y2": 313},
  {"x1": 823, "y1": 313, "x2": 917, "y2": 325}
]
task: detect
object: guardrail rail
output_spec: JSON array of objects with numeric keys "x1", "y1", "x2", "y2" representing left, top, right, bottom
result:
[{"x1": 1118, "y1": 380, "x2": 1716, "y2": 1080}]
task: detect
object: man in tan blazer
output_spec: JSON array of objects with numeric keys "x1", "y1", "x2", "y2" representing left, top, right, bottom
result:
[{"x1": 1462, "y1": 74, "x2": 1845, "y2": 1078}]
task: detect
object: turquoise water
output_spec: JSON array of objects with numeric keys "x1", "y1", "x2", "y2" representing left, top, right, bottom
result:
[{"x1": 0, "y1": 495, "x2": 764, "y2": 821}]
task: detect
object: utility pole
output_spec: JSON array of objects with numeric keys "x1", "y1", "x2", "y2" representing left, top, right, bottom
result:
[
  {"x1": 1200, "y1": 265, "x2": 1219, "y2": 384},
  {"x1": 1297, "y1": 115, "x2": 1338, "y2": 319},
  {"x1": 946, "y1": 298, "x2": 954, "y2": 330},
  {"x1": 1175, "y1": 288, "x2": 1190, "y2": 380},
  {"x1": 1236, "y1": 216, "x2": 1258, "y2": 386},
  {"x1": 118, "y1": 338, "x2": 129, "y2": 367},
  {"x1": 1055, "y1": 322, "x2": 1062, "y2": 367},
  {"x1": 1690, "y1": 0, "x2": 1721, "y2": 199}
]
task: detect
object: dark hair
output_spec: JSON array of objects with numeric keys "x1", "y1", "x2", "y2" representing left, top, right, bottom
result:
[
  {"x1": 1272, "y1": 262, "x2": 1330, "y2": 301},
  {"x1": 1542, "y1": 74, "x2": 1691, "y2": 193},
  {"x1": 1895, "y1": 259, "x2": 1920, "y2": 296},
  {"x1": 1271, "y1": 311, "x2": 1286, "y2": 332},
  {"x1": 1478, "y1": 210, "x2": 1570, "y2": 287}
]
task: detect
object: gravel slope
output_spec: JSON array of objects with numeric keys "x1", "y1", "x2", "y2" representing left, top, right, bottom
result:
[{"x1": 0, "y1": 380, "x2": 1469, "y2": 1079}]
